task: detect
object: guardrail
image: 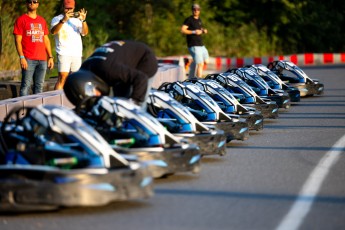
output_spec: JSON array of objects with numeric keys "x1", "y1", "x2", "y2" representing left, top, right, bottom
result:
[
  {"x1": 207, "y1": 53, "x2": 345, "y2": 71},
  {"x1": 0, "y1": 63, "x2": 185, "y2": 121},
  {"x1": 0, "y1": 90, "x2": 74, "y2": 121},
  {"x1": 158, "y1": 53, "x2": 345, "y2": 72}
]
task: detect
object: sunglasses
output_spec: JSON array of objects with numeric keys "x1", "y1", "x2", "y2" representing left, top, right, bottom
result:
[
  {"x1": 193, "y1": 8, "x2": 200, "y2": 11},
  {"x1": 27, "y1": 1, "x2": 38, "y2": 4}
]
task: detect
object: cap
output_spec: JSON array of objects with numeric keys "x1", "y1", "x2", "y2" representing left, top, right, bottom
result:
[
  {"x1": 64, "y1": 0, "x2": 75, "y2": 8},
  {"x1": 192, "y1": 3, "x2": 201, "y2": 10}
]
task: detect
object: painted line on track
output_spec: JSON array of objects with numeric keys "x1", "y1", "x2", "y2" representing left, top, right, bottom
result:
[{"x1": 276, "y1": 135, "x2": 345, "y2": 230}]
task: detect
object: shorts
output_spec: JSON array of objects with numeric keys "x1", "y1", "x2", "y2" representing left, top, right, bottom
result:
[
  {"x1": 57, "y1": 55, "x2": 82, "y2": 73},
  {"x1": 188, "y1": 46, "x2": 209, "y2": 64}
]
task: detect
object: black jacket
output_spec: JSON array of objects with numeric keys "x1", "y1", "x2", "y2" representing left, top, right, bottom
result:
[{"x1": 81, "y1": 40, "x2": 158, "y2": 103}]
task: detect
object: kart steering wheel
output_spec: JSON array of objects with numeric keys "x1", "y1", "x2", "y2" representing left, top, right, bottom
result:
[
  {"x1": 157, "y1": 82, "x2": 174, "y2": 91},
  {"x1": 75, "y1": 96, "x2": 112, "y2": 126},
  {"x1": 75, "y1": 96, "x2": 100, "y2": 115}
]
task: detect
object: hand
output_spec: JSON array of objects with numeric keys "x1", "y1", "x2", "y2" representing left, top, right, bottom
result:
[
  {"x1": 78, "y1": 8, "x2": 87, "y2": 21},
  {"x1": 63, "y1": 9, "x2": 73, "y2": 22},
  {"x1": 195, "y1": 29, "x2": 203, "y2": 35},
  {"x1": 48, "y1": 58, "x2": 54, "y2": 70},
  {"x1": 20, "y1": 58, "x2": 28, "y2": 70},
  {"x1": 202, "y1": 28, "x2": 208, "y2": 34}
]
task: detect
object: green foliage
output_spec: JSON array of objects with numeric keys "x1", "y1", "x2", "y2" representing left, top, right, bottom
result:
[
  {"x1": 1, "y1": 0, "x2": 345, "y2": 71},
  {"x1": 0, "y1": 11, "x2": 18, "y2": 70}
]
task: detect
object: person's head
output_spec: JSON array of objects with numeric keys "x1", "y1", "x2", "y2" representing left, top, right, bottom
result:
[
  {"x1": 63, "y1": 69, "x2": 110, "y2": 106},
  {"x1": 63, "y1": 0, "x2": 75, "y2": 13},
  {"x1": 26, "y1": 0, "x2": 39, "y2": 11},
  {"x1": 192, "y1": 3, "x2": 201, "y2": 17}
]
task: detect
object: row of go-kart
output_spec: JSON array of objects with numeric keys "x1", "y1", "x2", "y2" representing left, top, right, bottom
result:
[{"x1": 0, "y1": 60, "x2": 324, "y2": 212}]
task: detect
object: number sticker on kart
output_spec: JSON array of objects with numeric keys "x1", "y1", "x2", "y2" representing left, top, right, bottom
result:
[
  {"x1": 228, "y1": 75, "x2": 239, "y2": 82},
  {"x1": 208, "y1": 82, "x2": 220, "y2": 88},
  {"x1": 244, "y1": 69, "x2": 256, "y2": 75},
  {"x1": 186, "y1": 84, "x2": 202, "y2": 93}
]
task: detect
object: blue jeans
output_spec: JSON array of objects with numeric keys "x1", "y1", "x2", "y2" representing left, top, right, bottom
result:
[{"x1": 20, "y1": 59, "x2": 47, "y2": 96}]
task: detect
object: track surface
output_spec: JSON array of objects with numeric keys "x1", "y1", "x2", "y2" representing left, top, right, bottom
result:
[{"x1": 1, "y1": 66, "x2": 345, "y2": 230}]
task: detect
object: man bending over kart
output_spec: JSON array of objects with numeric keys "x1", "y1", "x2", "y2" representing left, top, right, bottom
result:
[{"x1": 63, "y1": 40, "x2": 158, "y2": 109}]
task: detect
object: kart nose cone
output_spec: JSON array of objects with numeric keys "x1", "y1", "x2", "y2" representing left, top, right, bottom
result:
[
  {"x1": 255, "y1": 119, "x2": 263, "y2": 125},
  {"x1": 239, "y1": 127, "x2": 248, "y2": 134},
  {"x1": 140, "y1": 177, "x2": 153, "y2": 187},
  {"x1": 189, "y1": 154, "x2": 201, "y2": 164},
  {"x1": 218, "y1": 139, "x2": 226, "y2": 148}
]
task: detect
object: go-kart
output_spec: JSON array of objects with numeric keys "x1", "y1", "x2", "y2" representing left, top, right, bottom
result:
[
  {"x1": 227, "y1": 67, "x2": 291, "y2": 109},
  {"x1": 248, "y1": 64, "x2": 301, "y2": 102},
  {"x1": 147, "y1": 89, "x2": 227, "y2": 156},
  {"x1": 205, "y1": 72, "x2": 279, "y2": 119},
  {"x1": 75, "y1": 96, "x2": 202, "y2": 178},
  {"x1": 158, "y1": 81, "x2": 250, "y2": 142},
  {"x1": 184, "y1": 78, "x2": 264, "y2": 131},
  {"x1": 0, "y1": 105, "x2": 153, "y2": 212},
  {"x1": 267, "y1": 60, "x2": 324, "y2": 96}
]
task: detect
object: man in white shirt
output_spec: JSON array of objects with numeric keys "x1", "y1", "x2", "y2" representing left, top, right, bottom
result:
[{"x1": 51, "y1": 0, "x2": 88, "y2": 89}]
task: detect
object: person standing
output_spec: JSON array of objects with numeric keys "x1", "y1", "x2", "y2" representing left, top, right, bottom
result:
[
  {"x1": 13, "y1": 0, "x2": 54, "y2": 96},
  {"x1": 51, "y1": 0, "x2": 88, "y2": 90},
  {"x1": 181, "y1": 3, "x2": 209, "y2": 78}
]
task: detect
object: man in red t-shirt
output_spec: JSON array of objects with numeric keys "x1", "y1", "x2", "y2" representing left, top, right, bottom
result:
[{"x1": 13, "y1": 0, "x2": 54, "y2": 96}]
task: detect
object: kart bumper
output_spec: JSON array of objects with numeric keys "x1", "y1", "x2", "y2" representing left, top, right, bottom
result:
[
  {"x1": 307, "y1": 82, "x2": 324, "y2": 95},
  {"x1": 115, "y1": 144, "x2": 201, "y2": 178},
  {"x1": 292, "y1": 83, "x2": 324, "y2": 97},
  {"x1": 286, "y1": 88, "x2": 301, "y2": 102},
  {"x1": 243, "y1": 103, "x2": 279, "y2": 119},
  {"x1": 0, "y1": 164, "x2": 154, "y2": 212},
  {"x1": 203, "y1": 121, "x2": 249, "y2": 142},
  {"x1": 239, "y1": 113, "x2": 264, "y2": 131},
  {"x1": 265, "y1": 94, "x2": 291, "y2": 109},
  {"x1": 174, "y1": 129, "x2": 227, "y2": 156}
]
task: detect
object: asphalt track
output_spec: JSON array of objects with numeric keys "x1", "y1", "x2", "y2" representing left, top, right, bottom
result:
[{"x1": 1, "y1": 65, "x2": 345, "y2": 230}]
